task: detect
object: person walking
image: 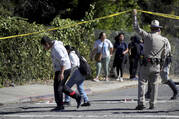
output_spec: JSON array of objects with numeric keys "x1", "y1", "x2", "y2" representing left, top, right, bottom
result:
[
  {"x1": 40, "y1": 36, "x2": 81, "y2": 111},
  {"x1": 128, "y1": 35, "x2": 141, "y2": 80},
  {"x1": 133, "y1": 9, "x2": 167, "y2": 110},
  {"x1": 91, "y1": 32, "x2": 113, "y2": 82},
  {"x1": 113, "y1": 33, "x2": 128, "y2": 81},
  {"x1": 64, "y1": 45, "x2": 91, "y2": 106},
  {"x1": 145, "y1": 34, "x2": 178, "y2": 100}
]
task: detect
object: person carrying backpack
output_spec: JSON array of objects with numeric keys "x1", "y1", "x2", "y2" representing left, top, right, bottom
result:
[{"x1": 64, "y1": 45, "x2": 91, "y2": 107}]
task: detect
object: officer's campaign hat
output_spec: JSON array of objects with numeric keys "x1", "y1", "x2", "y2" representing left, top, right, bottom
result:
[{"x1": 150, "y1": 20, "x2": 163, "y2": 28}]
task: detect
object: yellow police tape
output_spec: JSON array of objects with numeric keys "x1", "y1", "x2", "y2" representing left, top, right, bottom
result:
[
  {"x1": 137, "y1": 10, "x2": 179, "y2": 20},
  {"x1": 0, "y1": 10, "x2": 131, "y2": 40},
  {"x1": 0, "y1": 9, "x2": 178, "y2": 40}
]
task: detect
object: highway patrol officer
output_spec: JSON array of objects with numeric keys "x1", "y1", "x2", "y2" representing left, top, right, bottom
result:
[
  {"x1": 132, "y1": 9, "x2": 167, "y2": 110},
  {"x1": 145, "y1": 35, "x2": 178, "y2": 100}
]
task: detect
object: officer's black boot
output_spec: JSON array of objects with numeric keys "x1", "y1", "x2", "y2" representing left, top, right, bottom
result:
[
  {"x1": 135, "y1": 105, "x2": 146, "y2": 110},
  {"x1": 167, "y1": 80, "x2": 178, "y2": 100}
]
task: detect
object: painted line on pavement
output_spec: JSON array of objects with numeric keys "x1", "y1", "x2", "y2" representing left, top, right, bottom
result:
[
  {"x1": 1, "y1": 114, "x2": 179, "y2": 118},
  {"x1": 34, "y1": 99, "x2": 179, "y2": 104}
]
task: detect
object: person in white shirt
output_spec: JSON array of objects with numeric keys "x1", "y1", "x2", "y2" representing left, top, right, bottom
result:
[
  {"x1": 91, "y1": 32, "x2": 113, "y2": 82},
  {"x1": 64, "y1": 45, "x2": 90, "y2": 106},
  {"x1": 145, "y1": 33, "x2": 178, "y2": 100},
  {"x1": 40, "y1": 36, "x2": 81, "y2": 111}
]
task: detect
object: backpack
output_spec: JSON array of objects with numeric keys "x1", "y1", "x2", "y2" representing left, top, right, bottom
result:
[
  {"x1": 73, "y1": 49, "x2": 91, "y2": 76},
  {"x1": 139, "y1": 43, "x2": 144, "y2": 56},
  {"x1": 78, "y1": 55, "x2": 92, "y2": 76}
]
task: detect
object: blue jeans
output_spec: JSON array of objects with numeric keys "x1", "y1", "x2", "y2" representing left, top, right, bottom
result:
[{"x1": 65, "y1": 68, "x2": 89, "y2": 103}]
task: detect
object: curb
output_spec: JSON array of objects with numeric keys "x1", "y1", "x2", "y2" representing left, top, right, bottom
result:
[
  {"x1": 17, "y1": 80, "x2": 138, "y2": 104},
  {"x1": 89, "y1": 80, "x2": 138, "y2": 93}
]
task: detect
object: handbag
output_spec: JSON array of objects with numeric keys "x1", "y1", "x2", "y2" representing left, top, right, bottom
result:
[
  {"x1": 95, "y1": 52, "x2": 102, "y2": 62},
  {"x1": 95, "y1": 42, "x2": 104, "y2": 62}
]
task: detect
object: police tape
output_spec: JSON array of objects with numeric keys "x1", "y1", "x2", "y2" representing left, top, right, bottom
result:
[
  {"x1": 137, "y1": 10, "x2": 179, "y2": 20},
  {"x1": 0, "y1": 9, "x2": 178, "y2": 40},
  {"x1": 48, "y1": 10, "x2": 131, "y2": 31},
  {"x1": 0, "y1": 10, "x2": 131, "y2": 40}
]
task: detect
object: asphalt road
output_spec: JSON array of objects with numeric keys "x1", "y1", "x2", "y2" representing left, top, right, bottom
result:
[{"x1": 0, "y1": 84, "x2": 179, "y2": 119}]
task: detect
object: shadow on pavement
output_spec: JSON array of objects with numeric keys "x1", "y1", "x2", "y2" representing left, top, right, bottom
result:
[
  {"x1": 1, "y1": 107, "x2": 179, "y2": 115},
  {"x1": 19, "y1": 106, "x2": 55, "y2": 110},
  {"x1": 112, "y1": 109, "x2": 179, "y2": 114},
  {"x1": 0, "y1": 110, "x2": 50, "y2": 115},
  {"x1": 0, "y1": 108, "x2": 134, "y2": 115},
  {"x1": 92, "y1": 99, "x2": 138, "y2": 102}
]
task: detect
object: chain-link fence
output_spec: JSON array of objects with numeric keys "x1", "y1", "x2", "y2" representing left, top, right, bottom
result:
[{"x1": 94, "y1": 29, "x2": 179, "y2": 78}]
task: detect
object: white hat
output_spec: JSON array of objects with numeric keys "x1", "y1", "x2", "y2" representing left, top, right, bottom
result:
[{"x1": 150, "y1": 20, "x2": 162, "y2": 28}]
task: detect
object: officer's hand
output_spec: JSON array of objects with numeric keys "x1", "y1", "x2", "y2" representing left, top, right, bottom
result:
[{"x1": 133, "y1": 9, "x2": 137, "y2": 16}]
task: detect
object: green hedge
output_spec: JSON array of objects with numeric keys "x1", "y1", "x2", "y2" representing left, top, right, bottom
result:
[
  {"x1": 0, "y1": 16, "x2": 50, "y2": 86},
  {"x1": 0, "y1": 12, "x2": 96, "y2": 87}
]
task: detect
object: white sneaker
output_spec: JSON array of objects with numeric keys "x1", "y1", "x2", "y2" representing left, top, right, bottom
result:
[
  {"x1": 120, "y1": 77, "x2": 123, "y2": 82},
  {"x1": 116, "y1": 77, "x2": 120, "y2": 81},
  {"x1": 93, "y1": 78, "x2": 100, "y2": 82},
  {"x1": 105, "y1": 78, "x2": 109, "y2": 82}
]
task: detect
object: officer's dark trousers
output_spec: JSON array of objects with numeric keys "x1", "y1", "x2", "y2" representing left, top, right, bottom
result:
[
  {"x1": 129, "y1": 58, "x2": 139, "y2": 78},
  {"x1": 54, "y1": 69, "x2": 77, "y2": 107}
]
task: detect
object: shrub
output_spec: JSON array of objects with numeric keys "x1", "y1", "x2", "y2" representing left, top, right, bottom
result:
[
  {"x1": 0, "y1": 5, "x2": 96, "y2": 87},
  {"x1": 0, "y1": 16, "x2": 52, "y2": 86}
]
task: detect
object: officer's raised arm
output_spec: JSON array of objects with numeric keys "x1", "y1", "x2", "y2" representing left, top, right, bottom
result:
[{"x1": 132, "y1": 9, "x2": 148, "y2": 38}]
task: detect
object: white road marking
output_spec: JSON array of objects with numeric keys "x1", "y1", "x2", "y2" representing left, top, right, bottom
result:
[
  {"x1": 35, "y1": 100, "x2": 179, "y2": 104},
  {"x1": 121, "y1": 100, "x2": 179, "y2": 103},
  {"x1": 1, "y1": 114, "x2": 179, "y2": 118}
]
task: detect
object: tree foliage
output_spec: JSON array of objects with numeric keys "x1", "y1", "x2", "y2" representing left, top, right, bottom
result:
[
  {"x1": 137, "y1": 0, "x2": 179, "y2": 37},
  {"x1": 0, "y1": 0, "x2": 178, "y2": 87},
  {"x1": 13, "y1": 0, "x2": 94, "y2": 24}
]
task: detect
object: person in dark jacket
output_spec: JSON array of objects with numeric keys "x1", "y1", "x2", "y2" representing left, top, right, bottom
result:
[{"x1": 128, "y1": 35, "x2": 141, "y2": 80}]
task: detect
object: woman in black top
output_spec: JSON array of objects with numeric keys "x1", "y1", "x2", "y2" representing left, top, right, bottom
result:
[{"x1": 113, "y1": 33, "x2": 128, "y2": 81}]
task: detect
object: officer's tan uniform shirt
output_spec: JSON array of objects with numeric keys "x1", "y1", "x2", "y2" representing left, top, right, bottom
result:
[{"x1": 133, "y1": 16, "x2": 167, "y2": 59}]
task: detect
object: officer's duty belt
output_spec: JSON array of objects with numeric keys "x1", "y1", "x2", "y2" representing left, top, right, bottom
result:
[{"x1": 141, "y1": 57, "x2": 161, "y2": 66}]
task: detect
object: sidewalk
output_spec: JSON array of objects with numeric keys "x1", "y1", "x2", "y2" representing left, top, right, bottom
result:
[
  {"x1": 0, "y1": 78, "x2": 138, "y2": 105},
  {"x1": 0, "y1": 75, "x2": 178, "y2": 105}
]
